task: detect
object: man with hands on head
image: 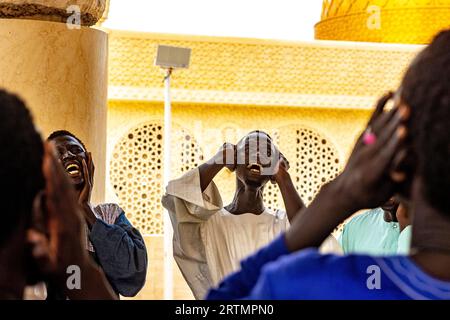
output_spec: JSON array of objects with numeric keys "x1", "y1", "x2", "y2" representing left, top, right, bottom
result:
[
  {"x1": 46, "y1": 131, "x2": 148, "y2": 299},
  {"x1": 162, "y1": 130, "x2": 340, "y2": 299},
  {"x1": 207, "y1": 30, "x2": 450, "y2": 300},
  {"x1": 29, "y1": 143, "x2": 117, "y2": 300},
  {"x1": 0, "y1": 89, "x2": 116, "y2": 300}
]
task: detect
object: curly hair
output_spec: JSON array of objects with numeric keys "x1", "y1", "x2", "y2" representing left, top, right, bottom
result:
[
  {"x1": 0, "y1": 90, "x2": 44, "y2": 245},
  {"x1": 236, "y1": 130, "x2": 273, "y2": 144},
  {"x1": 401, "y1": 29, "x2": 450, "y2": 214},
  {"x1": 47, "y1": 129, "x2": 87, "y2": 151}
]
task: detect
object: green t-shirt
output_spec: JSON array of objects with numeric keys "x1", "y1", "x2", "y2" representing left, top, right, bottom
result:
[{"x1": 338, "y1": 208, "x2": 411, "y2": 256}]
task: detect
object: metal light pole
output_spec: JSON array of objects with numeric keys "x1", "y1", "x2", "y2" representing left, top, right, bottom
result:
[
  {"x1": 155, "y1": 45, "x2": 191, "y2": 300},
  {"x1": 163, "y1": 67, "x2": 173, "y2": 300}
]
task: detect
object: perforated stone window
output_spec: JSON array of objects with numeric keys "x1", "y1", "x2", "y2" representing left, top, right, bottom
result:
[
  {"x1": 263, "y1": 127, "x2": 341, "y2": 212},
  {"x1": 110, "y1": 123, "x2": 164, "y2": 235},
  {"x1": 110, "y1": 122, "x2": 203, "y2": 235},
  {"x1": 263, "y1": 131, "x2": 282, "y2": 211},
  {"x1": 176, "y1": 131, "x2": 204, "y2": 174},
  {"x1": 293, "y1": 128, "x2": 341, "y2": 204}
]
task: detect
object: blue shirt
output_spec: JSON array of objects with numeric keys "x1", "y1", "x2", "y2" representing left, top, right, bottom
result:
[{"x1": 207, "y1": 235, "x2": 450, "y2": 300}]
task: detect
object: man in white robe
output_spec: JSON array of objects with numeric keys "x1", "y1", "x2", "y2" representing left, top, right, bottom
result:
[{"x1": 162, "y1": 131, "x2": 340, "y2": 299}]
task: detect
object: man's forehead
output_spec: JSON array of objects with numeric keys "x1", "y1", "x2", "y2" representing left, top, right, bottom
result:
[
  {"x1": 239, "y1": 132, "x2": 270, "y2": 144},
  {"x1": 53, "y1": 135, "x2": 82, "y2": 147}
]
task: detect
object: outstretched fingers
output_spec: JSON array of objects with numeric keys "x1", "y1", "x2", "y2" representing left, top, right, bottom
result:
[
  {"x1": 354, "y1": 92, "x2": 394, "y2": 150},
  {"x1": 81, "y1": 157, "x2": 91, "y2": 187},
  {"x1": 88, "y1": 152, "x2": 95, "y2": 185},
  {"x1": 378, "y1": 125, "x2": 408, "y2": 171},
  {"x1": 390, "y1": 147, "x2": 408, "y2": 183},
  {"x1": 367, "y1": 92, "x2": 394, "y2": 127}
]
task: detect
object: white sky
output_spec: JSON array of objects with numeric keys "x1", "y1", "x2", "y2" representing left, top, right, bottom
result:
[{"x1": 103, "y1": 0, "x2": 323, "y2": 41}]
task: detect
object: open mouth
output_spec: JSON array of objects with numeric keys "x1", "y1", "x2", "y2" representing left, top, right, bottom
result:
[
  {"x1": 247, "y1": 163, "x2": 262, "y2": 174},
  {"x1": 65, "y1": 162, "x2": 81, "y2": 177}
]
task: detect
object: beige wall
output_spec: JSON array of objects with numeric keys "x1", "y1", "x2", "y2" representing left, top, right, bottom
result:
[{"x1": 0, "y1": 19, "x2": 108, "y2": 202}]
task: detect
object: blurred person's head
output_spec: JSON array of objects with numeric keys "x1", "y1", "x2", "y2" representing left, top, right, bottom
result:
[
  {"x1": 0, "y1": 89, "x2": 44, "y2": 298},
  {"x1": 399, "y1": 30, "x2": 450, "y2": 216},
  {"x1": 0, "y1": 90, "x2": 44, "y2": 246}
]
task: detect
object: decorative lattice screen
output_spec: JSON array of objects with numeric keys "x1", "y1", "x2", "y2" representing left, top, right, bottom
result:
[
  {"x1": 293, "y1": 128, "x2": 341, "y2": 203},
  {"x1": 110, "y1": 123, "x2": 164, "y2": 235},
  {"x1": 110, "y1": 122, "x2": 203, "y2": 235}
]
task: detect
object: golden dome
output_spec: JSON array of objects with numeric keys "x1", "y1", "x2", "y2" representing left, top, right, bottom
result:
[{"x1": 315, "y1": 0, "x2": 450, "y2": 44}]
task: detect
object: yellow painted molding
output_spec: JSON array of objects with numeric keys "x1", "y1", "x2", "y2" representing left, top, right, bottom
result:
[{"x1": 109, "y1": 86, "x2": 379, "y2": 109}]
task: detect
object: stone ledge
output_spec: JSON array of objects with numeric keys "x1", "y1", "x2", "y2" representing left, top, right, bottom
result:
[{"x1": 0, "y1": 3, "x2": 98, "y2": 26}]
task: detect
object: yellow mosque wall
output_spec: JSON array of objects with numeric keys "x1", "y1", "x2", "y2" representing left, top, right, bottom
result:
[{"x1": 104, "y1": 30, "x2": 424, "y2": 299}]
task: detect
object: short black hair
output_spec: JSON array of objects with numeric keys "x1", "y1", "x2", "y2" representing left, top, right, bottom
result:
[
  {"x1": 0, "y1": 89, "x2": 44, "y2": 245},
  {"x1": 401, "y1": 29, "x2": 450, "y2": 214},
  {"x1": 246, "y1": 130, "x2": 273, "y2": 141},
  {"x1": 237, "y1": 130, "x2": 273, "y2": 145},
  {"x1": 47, "y1": 130, "x2": 87, "y2": 151}
]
